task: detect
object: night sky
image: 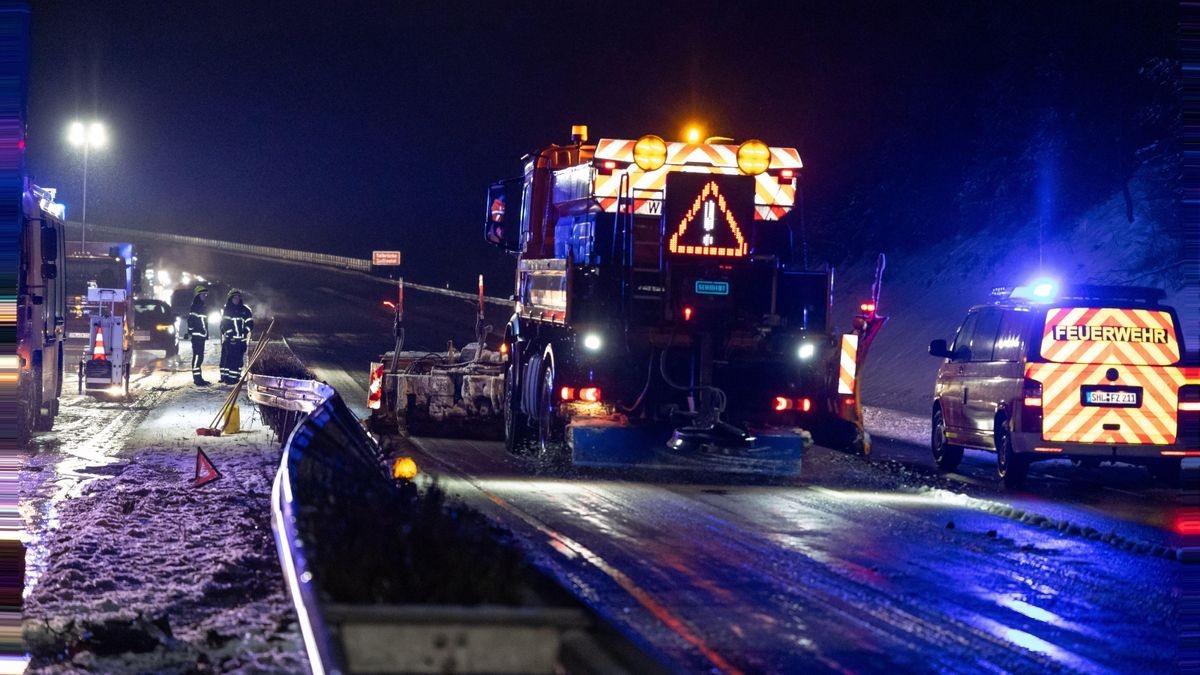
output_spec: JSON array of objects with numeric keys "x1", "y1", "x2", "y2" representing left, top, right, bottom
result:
[{"x1": 26, "y1": 1, "x2": 1175, "y2": 290}]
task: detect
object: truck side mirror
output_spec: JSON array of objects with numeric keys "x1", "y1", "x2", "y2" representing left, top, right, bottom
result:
[
  {"x1": 40, "y1": 224, "x2": 58, "y2": 264},
  {"x1": 41, "y1": 262, "x2": 57, "y2": 280},
  {"x1": 928, "y1": 339, "x2": 951, "y2": 358},
  {"x1": 484, "y1": 179, "x2": 522, "y2": 252}
]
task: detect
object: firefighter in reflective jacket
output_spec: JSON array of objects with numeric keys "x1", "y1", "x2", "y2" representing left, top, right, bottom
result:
[
  {"x1": 187, "y1": 284, "x2": 211, "y2": 386},
  {"x1": 219, "y1": 289, "x2": 255, "y2": 384}
]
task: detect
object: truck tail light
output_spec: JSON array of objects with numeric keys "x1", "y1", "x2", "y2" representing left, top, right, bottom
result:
[
  {"x1": 1021, "y1": 377, "x2": 1043, "y2": 433},
  {"x1": 562, "y1": 387, "x2": 601, "y2": 402},
  {"x1": 773, "y1": 397, "x2": 813, "y2": 412}
]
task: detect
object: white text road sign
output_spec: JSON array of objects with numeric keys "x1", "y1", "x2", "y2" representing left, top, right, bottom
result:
[{"x1": 372, "y1": 250, "x2": 402, "y2": 265}]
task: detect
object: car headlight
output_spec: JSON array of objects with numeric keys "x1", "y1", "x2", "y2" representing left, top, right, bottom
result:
[
  {"x1": 582, "y1": 333, "x2": 602, "y2": 352},
  {"x1": 797, "y1": 343, "x2": 816, "y2": 360}
]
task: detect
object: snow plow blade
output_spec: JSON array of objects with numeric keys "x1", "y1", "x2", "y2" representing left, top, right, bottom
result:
[{"x1": 568, "y1": 420, "x2": 810, "y2": 477}]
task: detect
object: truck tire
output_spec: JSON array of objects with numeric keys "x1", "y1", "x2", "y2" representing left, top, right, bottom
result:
[
  {"x1": 17, "y1": 373, "x2": 34, "y2": 446},
  {"x1": 996, "y1": 421, "x2": 1028, "y2": 488},
  {"x1": 931, "y1": 407, "x2": 963, "y2": 471},
  {"x1": 535, "y1": 356, "x2": 566, "y2": 463},
  {"x1": 503, "y1": 351, "x2": 531, "y2": 454},
  {"x1": 31, "y1": 363, "x2": 54, "y2": 432}
]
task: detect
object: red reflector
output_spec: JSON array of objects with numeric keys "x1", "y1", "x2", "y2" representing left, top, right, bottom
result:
[
  {"x1": 683, "y1": 306, "x2": 693, "y2": 321},
  {"x1": 859, "y1": 302, "x2": 876, "y2": 313},
  {"x1": 579, "y1": 387, "x2": 601, "y2": 402},
  {"x1": 1161, "y1": 450, "x2": 1200, "y2": 457},
  {"x1": 1024, "y1": 397, "x2": 1042, "y2": 408},
  {"x1": 844, "y1": 398, "x2": 855, "y2": 407},
  {"x1": 560, "y1": 387, "x2": 575, "y2": 401},
  {"x1": 1033, "y1": 446, "x2": 1062, "y2": 453},
  {"x1": 1181, "y1": 402, "x2": 1200, "y2": 412},
  {"x1": 1173, "y1": 510, "x2": 1200, "y2": 536},
  {"x1": 773, "y1": 396, "x2": 790, "y2": 411},
  {"x1": 799, "y1": 397, "x2": 812, "y2": 412}
]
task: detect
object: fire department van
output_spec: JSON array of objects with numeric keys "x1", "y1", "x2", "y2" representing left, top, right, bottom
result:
[{"x1": 928, "y1": 283, "x2": 1198, "y2": 487}]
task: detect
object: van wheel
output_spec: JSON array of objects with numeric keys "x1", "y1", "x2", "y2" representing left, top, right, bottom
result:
[
  {"x1": 931, "y1": 408, "x2": 963, "y2": 471},
  {"x1": 996, "y1": 422, "x2": 1029, "y2": 488},
  {"x1": 1150, "y1": 458, "x2": 1181, "y2": 488}
]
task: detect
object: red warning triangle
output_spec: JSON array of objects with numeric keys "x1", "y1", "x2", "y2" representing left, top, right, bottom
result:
[{"x1": 193, "y1": 448, "x2": 222, "y2": 487}]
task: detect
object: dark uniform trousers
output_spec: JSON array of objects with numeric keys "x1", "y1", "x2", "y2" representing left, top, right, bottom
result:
[
  {"x1": 220, "y1": 340, "x2": 247, "y2": 383},
  {"x1": 191, "y1": 336, "x2": 206, "y2": 378}
]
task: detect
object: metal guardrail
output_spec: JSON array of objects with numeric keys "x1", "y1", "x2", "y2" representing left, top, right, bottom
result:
[
  {"x1": 65, "y1": 220, "x2": 515, "y2": 307},
  {"x1": 248, "y1": 374, "x2": 336, "y2": 413},
  {"x1": 67, "y1": 220, "x2": 371, "y2": 272}
]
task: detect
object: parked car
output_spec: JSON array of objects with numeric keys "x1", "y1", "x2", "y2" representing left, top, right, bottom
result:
[
  {"x1": 929, "y1": 282, "x2": 1194, "y2": 487},
  {"x1": 133, "y1": 298, "x2": 179, "y2": 356}
]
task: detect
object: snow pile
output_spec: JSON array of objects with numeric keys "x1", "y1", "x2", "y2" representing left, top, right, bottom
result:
[{"x1": 22, "y1": 372, "x2": 306, "y2": 673}]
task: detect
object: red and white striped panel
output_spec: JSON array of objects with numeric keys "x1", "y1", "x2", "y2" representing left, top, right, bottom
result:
[
  {"x1": 1025, "y1": 362, "x2": 1194, "y2": 445},
  {"x1": 592, "y1": 139, "x2": 802, "y2": 220}
]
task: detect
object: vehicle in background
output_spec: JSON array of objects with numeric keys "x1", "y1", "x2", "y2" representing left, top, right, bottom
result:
[
  {"x1": 170, "y1": 281, "x2": 228, "y2": 340},
  {"x1": 133, "y1": 298, "x2": 179, "y2": 356},
  {"x1": 18, "y1": 183, "x2": 67, "y2": 443},
  {"x1": 929, "y1": 282, "x2": 1199, "y2": 487},
  {"x1": 64, "y1": 241, "x2": 134, "y2": 365}
]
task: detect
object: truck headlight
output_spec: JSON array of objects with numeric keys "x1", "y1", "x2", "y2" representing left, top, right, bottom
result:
[
  {"x1": 582, "y1": 333, "x2": 602, "y2": 352},
  {"x1": 797, "y1": 343, "x2": 816, "y2": 360}
]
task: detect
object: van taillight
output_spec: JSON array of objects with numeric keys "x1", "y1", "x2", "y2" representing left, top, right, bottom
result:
[
  {"x1": 1021, "y1": 378, "x2": 1043, "y2": 433},
  {"x1": 1181, "y1": 385, "x2": 1200, "y2": 413}
]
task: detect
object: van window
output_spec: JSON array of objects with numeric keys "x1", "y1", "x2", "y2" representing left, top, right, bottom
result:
[
  {"x1": 970, "y1": 309, "x2": 1003, "y2": 362},
  {"x1": 1039, "y1": 306, "x2": 1180, "y2": 365},
  {"x1": 950, "y1": 312, "x2": 978, "y2": 362},
  {"x1": 993, "y1": 310, "x2": 1030, "y2": 362}
]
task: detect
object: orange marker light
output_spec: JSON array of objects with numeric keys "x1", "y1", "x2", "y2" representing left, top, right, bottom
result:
[
  {"x1": 499, "y1": 342, "x2": 508, "y2": 354},
  {"x1": 773, "y1": 397, "x2": 791, "y2": 411},
  {"x1": 579, "y1": 387, "x2": 602, "y2": 403},
  {"x1": 860, "y1": 302, "x2": 876, "y2": 313}
]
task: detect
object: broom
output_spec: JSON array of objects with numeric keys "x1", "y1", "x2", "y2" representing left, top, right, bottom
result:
[{"x1": 197, "y1": 318, "x2": 275, "y2": 436}]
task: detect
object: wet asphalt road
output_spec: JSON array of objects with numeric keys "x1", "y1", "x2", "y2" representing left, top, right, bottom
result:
[{"x1": 137, "y1": 244, "x2": 1189, "y2": 672}]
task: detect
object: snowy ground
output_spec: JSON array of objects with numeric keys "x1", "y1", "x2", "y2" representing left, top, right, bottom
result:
[{"x1": 20, "y1": 352, "x2": 306, "y2": 673}]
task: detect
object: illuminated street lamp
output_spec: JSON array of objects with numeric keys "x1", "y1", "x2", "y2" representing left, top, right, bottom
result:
[{"x1": 67, "y1": 120, "x2": 107, "y2": 250}]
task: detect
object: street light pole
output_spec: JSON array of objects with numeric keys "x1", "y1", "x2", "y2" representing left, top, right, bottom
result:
[{"x1": 68, "y1": 120, "x2": 106, "y2": 252}]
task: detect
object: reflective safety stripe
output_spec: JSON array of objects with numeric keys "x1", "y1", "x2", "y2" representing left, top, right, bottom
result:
[
  {"x1": 1026, "y1": 363, "x2": 1200, "y2": 445},
  {"x1": 592, "y1": 138, "x2": 801, "y2": 220},
  {"x1": 1040, "y1": 307, "x2": 1180, "y2": 366},
  {"x1": 838, "y1": 335, "x2": 858, "y2": 395},
  {"x1": 368, "y1": 362, "x2": 384, "y2": 410}
]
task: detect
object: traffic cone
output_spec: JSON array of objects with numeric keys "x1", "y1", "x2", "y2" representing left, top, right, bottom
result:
[{"x1": 92, "y1": 324, "x2": 107, "y2": 361}]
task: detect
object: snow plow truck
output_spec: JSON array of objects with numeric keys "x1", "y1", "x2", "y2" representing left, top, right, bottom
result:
[{"x1": 368, "y1": 126, "x2": 886, "y2": 473}]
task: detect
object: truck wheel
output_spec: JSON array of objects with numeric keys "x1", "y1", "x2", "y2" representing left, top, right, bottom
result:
[
  {"x1": 503, "y1": 353, "x2": 530, "y2": 454},
  {"x1": 931, "y1": 407, "x2": 963, "y2": 471},
  {"x1": 996, "y1": 422, "x2": 1028, "y2": 488},
  {"x1": 536, "y1": 358, "x2": 566, "y2": 463}
]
